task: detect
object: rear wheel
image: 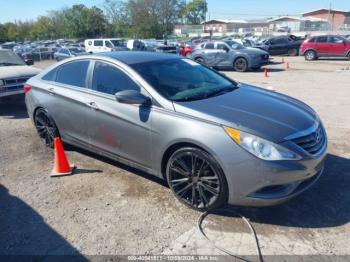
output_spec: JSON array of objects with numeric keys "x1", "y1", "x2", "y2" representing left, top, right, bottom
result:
[
  {"x1": 194, "y1": 57, "x2": 205, "y2": 64},
  {"x1": 288, "y1": 48, "x2": 298, "y2": 56},
  {"x1": 166, "y1": 147, "x2": 228, "y2": 211},
  {"x1": 34, "y1": 108, "x2": 60, "y2": 148},
  {"x1": 234, "y1": 57, "x2": 248, "y2": 72},
  {"x1": 305, "y1": 50, "x2": 317, "y2": 61}
]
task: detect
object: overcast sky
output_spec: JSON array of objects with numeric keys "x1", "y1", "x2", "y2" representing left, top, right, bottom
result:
[{"x1": 0, "y1": 0, "x2": 348, "y2": 23}]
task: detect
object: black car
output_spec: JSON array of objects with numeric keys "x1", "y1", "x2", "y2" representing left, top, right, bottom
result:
[
  {"x1": 255, "y1": 35, "x2": 304, "y2": 56},
  {"x1": 54, "y1": 47, "x2": 86, "y2": 61},
  {"x1": 22, "y1": 47, "x2": 53, "y2": 61}
]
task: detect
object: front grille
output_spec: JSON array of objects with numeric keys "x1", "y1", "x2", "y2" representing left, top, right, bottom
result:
[{"x1": 292, "y1": 125, "x2": 325, "y2": 155}]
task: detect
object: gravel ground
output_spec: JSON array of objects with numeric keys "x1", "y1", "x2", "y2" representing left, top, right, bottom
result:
[{"x1": 0, "y1": 56, "x2": 350, "y2": 260}]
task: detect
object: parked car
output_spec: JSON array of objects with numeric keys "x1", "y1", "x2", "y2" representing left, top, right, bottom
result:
[
  {"x1": 25, "y1": 52, "x2": 327, "y2": 210},
  {"x1": 1, "y1": 42, "x2": 16, "y2": 50},
  {"x1": 21, "y1": 47, "x2": 53, "y2": 61},
  {"x1": 255, "y1": 35, "x2": 303, "y2": 56},
  {"x1": 179, "y1": 44, "x2": 193, "y2": 57},
  {"x1": 192, "y1": 40, "x2": 269, "y2": 72},
  {"x1": 154, "y1": 45, "x2": 177, "y2": 54},
  {"x1": 300, "y1": 35, "x2": 350, "y2": 61},
  {"x1": 54, "y1": 47, "x2": 87, "y2": 61},
  {"x1": 0, "y1": 49, "x2": 41, "y2": 98},
  {"x1": 85, "y1": 38, "x2": 128, "y2": 53}
]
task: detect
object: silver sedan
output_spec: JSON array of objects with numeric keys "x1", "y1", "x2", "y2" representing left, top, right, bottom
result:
[{"x1": 25, "y1": 52, "x2": 327, "y2": 211}]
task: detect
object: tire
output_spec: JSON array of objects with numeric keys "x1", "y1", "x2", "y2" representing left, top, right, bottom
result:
[
  {"x1": 34, "y1": 108, "x2": 60, "y2": 148},
  {"x1": 288, "y1": 48, "x2": 298, "y2": 56},
  {"x1": 166, "y1": 147, "x2": 228, "y2": 211},
  {"x1": 305, "y1": 50, "x2": 317, "y2": 61},
  {"x1": 194, "y1": 57, "x2": 205, "y2": 64},
  {"x1": 234, "y1": 57, "x2": 248, "y2": 72}
]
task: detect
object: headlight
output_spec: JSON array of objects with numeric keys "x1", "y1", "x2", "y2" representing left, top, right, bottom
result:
[
  {"x1": 224, "y1": 127, "x2": 301, "y2": 161},
  {"x1": 0, "y1": 80, "x2": 4, "y2": 86}
]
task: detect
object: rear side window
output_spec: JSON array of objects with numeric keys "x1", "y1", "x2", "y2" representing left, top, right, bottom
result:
[
  {"x1": 328, "y1": 36, "x2": 343, "y2": 43},
  {"x1": 42, "y1": 67, "x2": 59, "y2": 81},
  {"x1": 204, "y1": 43, "x2": 214, "y2": 49},
  {"x1": 92, "y1": 61, "x2": 140, "y2": 95},
  {"x1": 316, "y1": 36, "x2": 327, "y2": 43},
  {"x1": 56, "y1": 61, "x2": 89, "y2": 88},
  {"x1": 94, "y1": 40, "x2": 103, "y2": 47}
]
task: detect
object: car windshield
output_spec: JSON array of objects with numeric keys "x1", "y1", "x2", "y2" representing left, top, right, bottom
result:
[
  {"x1": 0, "y1": 50, "x2": 25, "y2": 66},
  {"x1": 68, "y1": 48, "x2": 83, "y2": 54},
  {"x1": 131, "y1": 58, "x2": 238, "y2": 102},
  {"x1": 111, "y1": 40, "x2": 126, "y2": 47},
  {"x1": 224, "y1": 40, "x2": 245, "y2": 50}
]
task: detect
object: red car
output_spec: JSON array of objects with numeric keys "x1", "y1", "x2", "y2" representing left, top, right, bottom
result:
[
  {"x1": 179, "y1": 45, "x2": 193, "y2": 57},
  {"x1": 300, "y1": 35, "x2": 350, "y2": 61}
]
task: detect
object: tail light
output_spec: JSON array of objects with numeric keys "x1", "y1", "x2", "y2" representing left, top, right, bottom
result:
[{"x1": 23, "y1": 84, "x2": 31, "y2": 94}]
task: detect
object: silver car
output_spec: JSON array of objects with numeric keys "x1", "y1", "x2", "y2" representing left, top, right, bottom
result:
[
  {"x1": 25, "y1": 52, "x2": 327, "y2": 211},
  {"x1": 192, "y1": 40, "x2": 269, "y2": 72}
]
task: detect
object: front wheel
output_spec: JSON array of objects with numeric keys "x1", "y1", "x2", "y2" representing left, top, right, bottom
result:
[
  {"x1": 288, "y1": 48, "x2": 298, "y2": 56},
  {"x1": 166, "y1": 147, "x2": 228, "y2": 211},
  {"x1": 234, "y1": 57, "x2": 248, "y2": 72},
  {"x1": 194, "y1": 57, "x2": 205, "y2": 65}
]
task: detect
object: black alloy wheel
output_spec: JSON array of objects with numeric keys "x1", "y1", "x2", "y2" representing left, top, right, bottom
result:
[
  {"x1": 166, "y1": 147, "x2": 228, "y2": 211},
  {"x1": 34, "y1": 108, "x2": 59, "y2": 148},
  {"x1": 234, "y1": 58, "x2": 248, "y2": 72}
]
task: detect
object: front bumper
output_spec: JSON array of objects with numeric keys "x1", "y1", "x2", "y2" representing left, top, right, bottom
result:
[{"x1": 219, "y1": 140, "x2": 327, "y2": 207}]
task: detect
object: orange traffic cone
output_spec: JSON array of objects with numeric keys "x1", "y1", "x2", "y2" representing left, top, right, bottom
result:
[
  {"x1": 51, "y1": 137, "x2": 75, "y2": 177},
  {"x1": 264, "y1": 68, "x2": 269, "y2": 77}
]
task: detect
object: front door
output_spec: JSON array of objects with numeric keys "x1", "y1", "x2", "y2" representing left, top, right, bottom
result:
[
  {"x1": 87, "y1": 60, "x2": 152, "y2": 168},
  {"x1": 327, "y1": 36, "x2": 346, "y2": 56}
]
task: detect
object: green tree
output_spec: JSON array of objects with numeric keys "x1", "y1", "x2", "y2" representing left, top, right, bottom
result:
[
  {"x1": 102, "y1": 0, "x2": 131, "y2": 37},
  {"x1": 183, "y1": 0, "x2": 207, "y2": 25}
]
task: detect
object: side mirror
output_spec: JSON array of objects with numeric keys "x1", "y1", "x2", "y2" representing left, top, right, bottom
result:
[
  {"x1": 25, "y1": 59, "x2": 34, "y2": 66},
  {"x1": 115, "y1": 90, "x2": 151, "y2": 105},
  {"x1": 224, "y1": 46, "x2": 230, "y2": 53}
]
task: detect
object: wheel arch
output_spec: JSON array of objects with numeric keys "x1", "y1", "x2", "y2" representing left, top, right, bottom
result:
[
  {"x1": 233, "y1": 56, "x2": 249, "y2": 69},
  {"x1": 304, "y1": 48, "x2": 317, "y2": 56},
  {"x1": 161, "y1": 141, "x2": 213, "y2": 182}
]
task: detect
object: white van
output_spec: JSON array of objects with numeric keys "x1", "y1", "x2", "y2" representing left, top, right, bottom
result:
[{"x1": 84, "y1": 39, "x2": 128, "y2": 53}]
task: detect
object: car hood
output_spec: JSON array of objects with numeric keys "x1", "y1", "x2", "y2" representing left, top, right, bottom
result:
[
  {"x1": 0, "y1": 65, "x2": 41, "y2": 79},
  {"x1": 239, "y1": 47, "x2": 268, "y2": 55},
  {"x1": 173, "y1": 84, "x2": 319, "y2": 143}
]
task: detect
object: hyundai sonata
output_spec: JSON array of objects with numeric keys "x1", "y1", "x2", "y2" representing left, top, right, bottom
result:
[{"x1": 25, "y1": 52, "x2": 327, "y2": 211}]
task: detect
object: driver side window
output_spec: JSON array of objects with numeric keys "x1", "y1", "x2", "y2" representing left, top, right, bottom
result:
[{"x1": 91, "y1": 61, "x2": 140, "y2": 96}]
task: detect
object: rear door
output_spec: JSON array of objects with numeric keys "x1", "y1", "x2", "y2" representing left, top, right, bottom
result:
[
  {"x1": 214, "y1": 42, "x2": 231, "y2": 67},
  {"x1": 94, "y1": 40, "x2": 104, "y2": 53},
  {"x1": 314, "y1": 36, "x2": 329, "y2": 55},
  {"x1": 87, "y1": 60, "x2": 152, "y2": 167},
  {"x1": 269, "y1": 38, "x2": 288, "y2": 55},
  {"x1": 41, "y1": 60, "x2": 96, "y2": 147},
  {"x1": 201, "y1": 42, "x2": 217, "y2": 66},
  {"x1": 327, "y1": 36, "x2": 346, "y2": 56}
]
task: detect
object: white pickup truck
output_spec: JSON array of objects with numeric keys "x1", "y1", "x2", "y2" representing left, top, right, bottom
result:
[{"x1": 0, "y1": 49, "x2": 41, "y2": 98}]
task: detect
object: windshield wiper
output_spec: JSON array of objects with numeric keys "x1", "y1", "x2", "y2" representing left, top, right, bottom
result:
[{"x1": 204, "y1": 86, "x2": 237, "y2": 99}]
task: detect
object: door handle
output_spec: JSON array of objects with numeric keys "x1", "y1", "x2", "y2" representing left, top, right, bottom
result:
[
  {"x1": 86, "y1": 101, "x2": 99, "y2": 110},
  {"x1": 48, "y1": 88, "x2": 55, "y2": 95}
]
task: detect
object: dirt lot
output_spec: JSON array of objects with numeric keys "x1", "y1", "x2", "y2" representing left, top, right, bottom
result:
[{"x1": 1, "y1": 56, "x2": 350, "y2": 260}]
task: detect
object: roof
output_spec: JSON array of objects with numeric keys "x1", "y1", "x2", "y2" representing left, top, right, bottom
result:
[
  {"x1": 267, "y1": 16, "x2": 301, "y2": 23},
  {"x1": 97, "y1": 51, "x2": 180, "y2": 65},
  {"x1": 202, "y1": 19, "x2": 247, "y2": 24},
  {"x1": 303, "y1": 8, "x2": 349, "y2": 16}
]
